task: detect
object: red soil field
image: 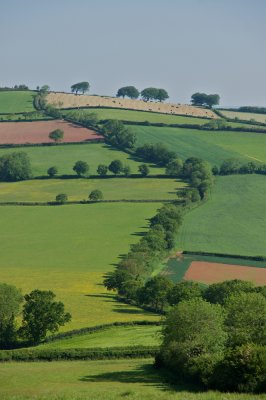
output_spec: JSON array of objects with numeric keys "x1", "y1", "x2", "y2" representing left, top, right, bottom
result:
[
  {"x1": 184, "y1": 261, "x2": 266, "y2": 286},
  {"x1": 0, "y1": 120, "x2": 103, "y2": 144}
]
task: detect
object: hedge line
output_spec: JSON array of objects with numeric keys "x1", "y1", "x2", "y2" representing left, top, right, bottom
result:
[
  {"x1": 0, "y1": 199, "x2": 173, "y2": 207},
  {"x1": 183, "y1": 250, "x2": 266, "y2": 262},
  {"x1": 0, "y1": 139, "x2": 104, "y2": 149},
  {"x1": 0, "y1": 118, "x2": 52, "y2": 123},
  {"x1": 0, "y1": 346, "x2": 158, "y2": 362}
]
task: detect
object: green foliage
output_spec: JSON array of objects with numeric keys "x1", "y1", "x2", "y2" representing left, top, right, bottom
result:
[
  {"x1": 191, "y1": 92, "x2": 220, "y2": 108},
  {"x1": 165, "y1": 158, "x2": 183, "y2": 176},
  {"x1": 0, "y1": 152, "x2": 32, "y2": 181},
  {"x1": 89, "y1": 189, "x2": 103, "y2": 201},
  {"x1": 123, "y1": 165, "x2": 131, "y2": 177},
  {"x1": 168, "y1": 281, "x2": 203, "y2": 306},
  {"x1": 19, "y1": 289, "x2": 71, "y2": 344},
  {"x1": 71, "y1": 82, "x2": 90, "y2": 94},
  {"x1": 102, "y1": 119, "x2": 136, "y2": 149},
  {"x1": 97, "y1": 164, "x2": 108, "y2": 176},
  {"x1": 136, "y1": 143, "x2": 177, "y2": 166},
  {"x1": 138, "y1": 164, "x2": 150, "y2": 176},
  {"x1": 141, "y1": 87, "x2": 169, "y2": 102},
  {"x1": 55, "y1": 193, "x2": 68, "y2": 203},
  {"x1": 203, "y1": 279, "x2": 255, "y2": 305},
  {"x1": 137, "y1": 276, "x2": 173, "y2": 312},
  {"x1": 73, "y1": 160, "x2": 89, "y2": 176},
  {"x1": 47, "y1": 166, "x2": 58, "y2": 177},
  {"x1": 108, "y1": 159, "x2": 123, "y2": 175},
  {"x1": 49, "y1": 129, "x2": 64, "y2": 143},
  {"x1": 66, "y1": 109, "x2": 98, "y2": 128},
  {"x1": 116, "y1": 86, "x2": 139, "y2": 99}
]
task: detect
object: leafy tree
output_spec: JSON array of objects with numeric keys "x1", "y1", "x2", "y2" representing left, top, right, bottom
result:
[
  {"x1": 102, "y1": 120, "x2": 136, "y2": 149},
  {"x1": 137, "y1": 276, "x2": 173, "y2": 312},
  {"x1": 97, "y1": 164, "x2": 108, "y2": 176},
  {"x1": 0, "y1": 152, "x2": 32, "y2": 181},
  {"x1": 191, "y1": 92, "x2": 220, "y2": 108},
  {"x1": 71, "y1": 82, "x2": 90, "y2": 95},
  {"x1": 116, "y1": 86, "x2": 139, "y2": 99},
  {"x1": 123, "y1": 165, "x2": 131, "y2": 177},
  {"x1": 20, "y1": 290, "x2": 71, "y2": 343},
  {"x1": 141, "y1": 87, "x2": 158, "y2": 101},
  {"x1": 156, "y1": 88, "x2": 169, "y2": 102},
  {"x1": 0, "y1": 283, "x2": 23, "y2": 348},
  {"x1": 108, "y1": 160, "x2": 123, "y2": 175},
  {"x1": 104, "y1": 270, "x2": 134, "y2": 293},
  {"x1": 49, "y1": 129, "x2": 64, "y2": 143},
  {"x1": 39, "y1": 85, "x2": 50, "y2": 95},
  {"x1": 205, "y1": 94, "x2": 220, "y2": 108},
  {"x1": 204, "y1": 279, "x2": 254, "y2": 305},
  {"x1": 138, "y1": 164, "x2": 150, "y2": 176},
  {"x1": 55, "y1": 193, "x2": 68, "y2": 203},
  {"x1": 73, "y1": 161, "x2": 89, "y2": 176},
  {"x1": 179, "y1": 188, "x2": 201, "y2": 204},
  {"x1": 165, "y1": 158, "x2": 183, "y2": 176},
  {"x1": 47, "y1": 166, "x2": 58, "y2": 177},
  {"x1": 136, "y1": 143, "x2": 177, "y2": 166},
  {"x1": 168, "y1": 281, "x2": 203, "y2": 306},
  {"x1": 89, "y1": 189, "x2": 103, "y2": 201}
]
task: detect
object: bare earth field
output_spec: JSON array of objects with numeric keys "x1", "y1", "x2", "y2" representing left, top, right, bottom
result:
[
  {"x1": 47, "y1": 92, "x2": 218, "y2": 118},
  {"x1": 185, "y1": 261, "x2": 266, "y2": 286},
  {"x1": 0, "y1": 120, "x2": 102, "y2": 144}
]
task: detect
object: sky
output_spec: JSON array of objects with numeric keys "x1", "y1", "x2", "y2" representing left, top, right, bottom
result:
[{"x1": 1, "y1": 0, "x2": 265, "y2": 107}]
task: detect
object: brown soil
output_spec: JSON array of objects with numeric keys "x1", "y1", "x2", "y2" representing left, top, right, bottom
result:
[
  {"x1": 184, "y1": 261, "x2": 266, "y2": 286},
  {"x1": 0, "y1": 120, "x2": 102, "y2": 144},
  {"x1": 47, "y1": 93, "x2": 218, "y2": 119}
]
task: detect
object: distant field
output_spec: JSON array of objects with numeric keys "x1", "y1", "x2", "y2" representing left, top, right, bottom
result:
[
  {"x1": 0, "y1": 120, "x2": 102, "y2": 144},
  {"x1": 220, "y1": 109, "x2": 266, "y2": 124},
  {"x1": 132, "y1": 125, "x2": 266, "y2": 165},
  {"x1": 0, "y1": 204, "x2": 159, "y2": 330},
  {"x1": 1, "y1": 359, "x2": 264, "y2": 400},
  {"x1": 0, "y1": 178, "x2": 183, "y2": 202},
  {"x1": 0, "y1": 91, "x2": 35, "y2": 113},
  {"x1": 176, "y1": 175, "x2": 266, "y2": 257},
  {"x1": 0, "y1": 143, "x2": 163, "y2": 176}
]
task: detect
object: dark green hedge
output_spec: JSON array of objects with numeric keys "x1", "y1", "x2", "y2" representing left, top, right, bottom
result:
[{"x1": 183, "y1": 250, "x2": 266, "y2": 262}]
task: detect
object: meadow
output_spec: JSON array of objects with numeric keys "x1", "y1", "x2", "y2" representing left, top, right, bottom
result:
[
  {"x1": 1, "y1": 359, "x2": 265, "y2": 400},
  {"x1": 220, "y1": 109, "x2": 266, "y2": 124},
  {"x1": 0, "y1": 143, "x2": 162, "y2": 176},
  {"x1": 132, "y1": 125, "x2": 266, "y2": 165},
  {"x1": 175, "y1": 175, "x2": 266, "y2": 257},
  {"x1": 0, "y1": 178, "x2": 184, "y2": 202},
  {"x1": 0, "y1": 91, "x2": 35, "y2": 113},
  {"x1": 0, "y1": 204, "x2": 160, "y2": 330}
]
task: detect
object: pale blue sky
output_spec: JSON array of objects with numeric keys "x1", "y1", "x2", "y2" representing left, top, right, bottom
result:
[{"x1": 1, "y1": 0, "x2": 265, "y2": 106}]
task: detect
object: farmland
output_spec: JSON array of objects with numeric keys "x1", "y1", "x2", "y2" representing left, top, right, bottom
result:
[
  {"x1": 133, "y1": 125, "x2": 266, "y2": 165},
  {"x1": 220, "y1": 109, "x2": 266, "y2": 124},
  {"x1": 0, "y1": 204, "x2": 160, "y2": 330},
  {"x1": 0, "y1": 120, "x2": 102, "y2": 144},
  {"x1": 0, "y1": 91, "x2": 35, "y2": 113},
  {"x1": 175, "y1": 175, "x2": 266, "y2": 257},
  {"x1": 0, "y1": 178, "x2": 184, "y2": 202}
]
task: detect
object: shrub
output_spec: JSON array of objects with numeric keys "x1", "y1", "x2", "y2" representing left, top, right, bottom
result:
[{"x1": 56, "y1": 193, "x2": 68, "y2": 203}]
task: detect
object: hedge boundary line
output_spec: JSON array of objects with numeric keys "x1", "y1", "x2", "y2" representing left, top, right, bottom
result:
[
  {"x1": 0, "y1": 139, "x2": 104, "y2": 149},
  {"x1": 183, "y1": 250, "x2": 266, "y2": 262},
  {"x1": 0, "y1": 199, "x2": 173, "y2": 207}
]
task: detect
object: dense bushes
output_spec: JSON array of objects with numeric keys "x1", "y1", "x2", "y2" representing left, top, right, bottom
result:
[
  {"x1": 136, "y1": 143, "x2": 177, "y2": 166},
  {"x1": 0, "y1": 152, "x2": 32, "y2": 181},
  {"x1": 102, "y1": 120, "x2": 136, "y2": 149},
  {"x1": 213, "y1": 159, "x2": 266, "y2": 176}
]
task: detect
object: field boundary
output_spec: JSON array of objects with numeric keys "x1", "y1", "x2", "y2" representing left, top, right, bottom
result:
[
  {"x1": 183, "y1": 250, "x2": 266, "y2": 262},
  {"x1": 0, "y1": 199, "x2": 173, "y2": 206}
]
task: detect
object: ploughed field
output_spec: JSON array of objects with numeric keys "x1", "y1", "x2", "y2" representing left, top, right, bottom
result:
[{"x1": 0, "y1": 120, "x2": 102, "y2": 144}]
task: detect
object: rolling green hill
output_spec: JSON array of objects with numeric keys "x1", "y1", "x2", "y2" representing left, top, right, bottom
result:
[{"x1": 0, "y1": 91, "x2": 35, "y2": 113}]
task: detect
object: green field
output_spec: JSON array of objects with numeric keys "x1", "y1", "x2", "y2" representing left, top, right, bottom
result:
[
  {"x1": 220, "y1": 109, "x2": 266, "y2": 124},
  {"x1": 0, "y1": 204, "x2": 160, "y2": 330},
  {"x1": 0, "y1": 143, "x2": 162, "y2": 176},
  {"x1": 0, "y1": 112, "x2": 51, "y2": 120},
  {"x1": 132, "y1": 125, "x2": 266, "y2": 165},
  {"x1": 1, "y1": 359, "x2": 264, "y2": 400},
  {"x1": 0, "y1": 91, "x2": 35, "y2": 113},
  {"x1": 0, "y1": 178, "x2": 184, "y2": 202},
  {"x1": 176, "y1": 175, "x2": 266, "y2": 256}
]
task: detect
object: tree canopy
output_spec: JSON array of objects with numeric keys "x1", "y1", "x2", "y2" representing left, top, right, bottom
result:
[
  {"x1": 0, "y1": 152, "x2": 32, "y2": 182},
  {"x1": 191, "y1": 92, "x2": 220, "y2": 108},
  {"x1": 73, "y1": 160, "x2": 89, "y2": 176},
  {"x1": 49, "y1": 129, "x2": 64, "y2": 143},
  {"x1": 116, "y1": 86, "x2": 139, "y2": 99},
  {"x1": 71, "y1": 82, "x2": 90, "y2": 95},
  {"x1": 141, "y1": 87, "x2": 169, "y2": 102}
]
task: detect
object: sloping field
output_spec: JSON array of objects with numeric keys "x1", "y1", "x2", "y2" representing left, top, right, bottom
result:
[
  {"x1": 0, "y1": 178, "x2": 184, "y2": 202},
  {"x1": 133, "y1": 125, "x2": 266, "y2": 165},
  {"x1": 0, "y1": 120, "x2": 102, "y2": 144},
  {"x1": 220, "y1": 109, "x2": 266, "y2": 124},
  {"x1": 47, "y1": 92, "x2": 218, "y2": 118},
  {"x1": 0, "y1": 143, "x2": 162, "y2": 176},
  {"x1": 0, "y1": 91, "x2": 35, "y2": 113},
  {"x1": 176, "y1": 175, "x2": 266, "y2": 257},
  {"x1": 0, "y1": 204, "x2": 159, "y2": 330},
  {"x1": 185, "y1": 261, "x2": 266, "y2": 286}
]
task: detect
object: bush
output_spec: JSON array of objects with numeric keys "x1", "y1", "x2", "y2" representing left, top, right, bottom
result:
[
  {"x1": 56, "y1": 193, "x2": 68, "y2": 203},
  {"x1": 47, "y1": 166, "x2": 58, "y2": 177},
  {"x1": 89, "y1": 189, "x2": 103, "y2": 201},
  {"x1": 0, "y1": 152, "x2": 32, "y2": 181}
]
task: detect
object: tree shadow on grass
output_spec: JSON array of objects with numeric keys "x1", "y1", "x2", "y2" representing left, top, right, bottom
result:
[{"x1": 112, "y1": 304, "x2": 158, "y2": 317}]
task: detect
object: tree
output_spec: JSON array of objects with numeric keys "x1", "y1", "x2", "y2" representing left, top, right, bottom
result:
[
  {"x1": 71, "y1": 82, "x2": 90, "y2": 95},
  {"x1": 73, "y1": 161, "x2": 89, "y2": 176},
  {"x1": 20, "y1": 290, "x2": 71, "y2": 343},
  {"x1": 219, "y1": 159, "x2": 242, "y2": 175},
  {"x1": 0, "y1": 283, "x2": 23, "y2": 348},
  {"x1": 141, "y1": 87, "x2": 158, "y2": 101},
  {"x1": 156, "y1": 89, "x2": 169, "y2": 102},
  {"x1": 97, "y1": 164, "x2": 108, "y2": 176},
  {"x1": 39, "y1": 85, "x2": 50, "y2": 95},
  {"x1": 165, "y1": 159, "x2": 183, "y2": 176},
  {"x1": 108, "y1": 160, "x2": 123, "y2": 175},
  {"x1": 0, "y1": 152, "x2": 32, "y2": 181},
  {"x1": 102, "y1": 120, "x2": 136, "y2": 149},
  {"x1": 168, "y1": 281, "x2": 203, "y2": 306},
  {"x1": 89, "y1": 189, "x2": 103, "y2": 201},
  {"x1": 49, "y1": 129, "x2": 64, "y2": 143},
  {"x1": 47, "y1": 166, "x2": 58, "y2": 177},
  {"x1": 137, "y1": 276, "x2": 173, "y2": 312},
  {"x1": 138, "y1": 164, "x2": 150, "y2": 176},
  {"x1": 205, "y1": 94, "x2": 220, "y2": 108},
  {"x1": 55, "y1": 193, "x2": 68, "y2": 203},
  {"x1": 116, "y1": 86, "x2": 139, "y2": 99},
  {"x1": 123, "y1": 165, "x2": 131, "y2": 177},
  {"x1": 204, "y1": 279, "x2": 254, "y2": 305},
  {"x1": 191, "y1": 92, "x2": 220, "y2": 108}
]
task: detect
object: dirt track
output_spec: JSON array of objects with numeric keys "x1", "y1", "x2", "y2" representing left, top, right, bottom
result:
[
  {"x1": 47, "y1": 93, "x2": 218, "y2": 119},
  {"x1": 184, "y1": 261, "x2": 266, "y2": 286},
  {"x1": 0, "y1": 120, "x2": 102, "y2": 144}
]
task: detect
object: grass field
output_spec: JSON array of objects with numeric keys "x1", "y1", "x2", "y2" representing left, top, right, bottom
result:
[
  {"x1": 0, "y1": 91, "x2": 35, "y2": 113},
  {"x1": 0, "y1": 204, "x2": 160, "y2": 330},
  {"x1": 132, "y1": 125, "x2": 266, "y2": 165},
  {"x1": 0, "y1": 143, "x2": 162, "y2": 176},
  {"x1": 176, "y1": 175, "x2": 266, "y2": 257},
  {"x1": 220, "y1": 109, "x2": 266, "y2": 124},
  {"x1": 0, "y1": 178, "x2": 184, "y2": 202},
  {"x1": 1, "y1": 359, "x2": 265, "y2": 400}
]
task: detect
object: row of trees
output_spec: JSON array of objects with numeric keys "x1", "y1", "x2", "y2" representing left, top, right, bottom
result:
[
  {"x1": 213, "y1": 158, "x2": 266, "y2": 176},
  {"x1": 55, "y1": 189, "x2": 103, "y2": 203},
  {"x1": 102, "y1": 120, "x2": 136, "y2": 149},
  {"x1": 117, "y1": 86, "x2": 169, "y2": 102},
  {"x1": 0, "y1": 283, "x2": 71, "y2": 347},
  {"x1": 191, "y1": 92, "x2": 220, "y2": 108}
]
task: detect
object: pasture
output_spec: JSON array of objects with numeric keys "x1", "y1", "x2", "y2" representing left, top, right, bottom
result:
[
  {"x1": 0, "y1": 120, "x2": 102, "y2": 144},
  {"x1": 0, "y1": 91, "x2": 35, "y2": 113},
  {"x1": 133, "y1": 125, "x2": 266, "y2": 165},
  {"x1": 0, "y1": 143, "x2": 163, "y2": 176},
  {"x1": 0, "y1": 178, "x2": 184, "y2": 202},
  {"x1": 175, "y1": 175, "x2": 266, "y2": 257},
  {"x1": 1, "y1": 359, "x2": 264, "y2": 400},
  {"x1": 0, "y1": 204, "x2": 160, "y2": 330},
  {"x1": 220, "y1": 109, "x2": 266, "y2": 124}
]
